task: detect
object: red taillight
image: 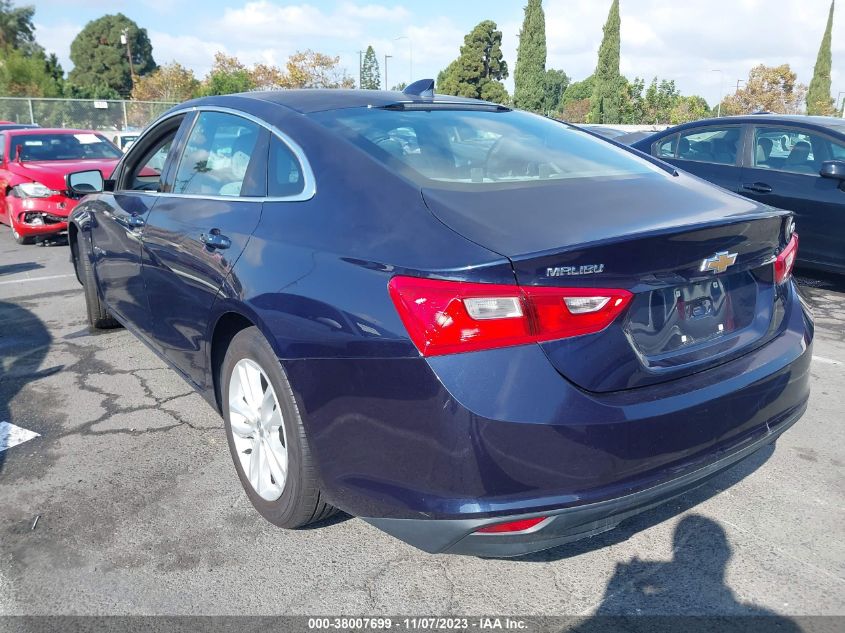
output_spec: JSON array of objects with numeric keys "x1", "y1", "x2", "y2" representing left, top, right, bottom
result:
[
  {"x1": 774, "y1": 234, "x2": 799, "y2": 284},
  {"x1": 388, "y1": 276, "x2": 632, "y2": 357},
  {"x1": 475, "y1": 516, "x2": 549, "y2": 534}
]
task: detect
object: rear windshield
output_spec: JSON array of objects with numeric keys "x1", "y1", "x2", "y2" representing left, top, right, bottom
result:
[
  {"x1": 9, "y1": 133, "x2": 121, "y2": 161},
  {"x1": 311, "y1": 107, "x2": 660, "y2": 186}
]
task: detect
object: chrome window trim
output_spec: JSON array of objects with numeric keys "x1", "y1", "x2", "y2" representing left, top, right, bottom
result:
[{"x1": 119, "y1": 105, "x2": 316, "y2": 202}]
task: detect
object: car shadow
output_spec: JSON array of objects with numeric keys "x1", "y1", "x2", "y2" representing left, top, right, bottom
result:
[
  {"x1": 0, "y1": 262, "x2": 43, "y2": 277},
  {"x1": 570, "y1": 515, "x2": 803, "y2": 629},
  {"x1": 795, "y1": 268, "x2": 845, "y2": 294},
  {"x1": 509, "y1": 441, "x2": 776, "y2": 564},
  {"x1": 0, "y1": 298, "x2": 56, "y2": 476}
]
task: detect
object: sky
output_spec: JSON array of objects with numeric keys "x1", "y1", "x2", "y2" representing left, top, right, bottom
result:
[{"x1": 31, "y1": 0, "x2": 845, "y2": 109}]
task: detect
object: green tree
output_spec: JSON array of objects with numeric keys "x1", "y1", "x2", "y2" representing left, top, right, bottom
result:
[
  {"x1": 69, "y1": 13, "x2": 156, "y2": 98},
  {"x1": 391, "y1": 82, "x2": 408, "y2": 91},
  {"x1": 670, "y1": 95, "x2": 710, "y2": 124},
  {"x1": 542, "y1": 68, "x2": 568, "y2": 115},
  {"x1": 0, "y1": 46, "x2": 62, "y2": 96},
  {"x1": 589, "y1": 0, "x2": 623, "y2": 123},
  {"x1": 437, "y1": 20, "x2": 509, "y2": 104},
  {"x1": 197, "y1": 52, "x2": 256, "y2": 96},
  {"x1": 360, "y1": 45, "x2": 380, "y2": 89},
  {"x1": 514, "y1": 0, "x2": 546, "y2": 112},
  {"x1": 0, "y1": 0, "x2": 34, "y2": 51},
  {"x1": 807, "y1": 0, "x2": 836, "y2": 115}
]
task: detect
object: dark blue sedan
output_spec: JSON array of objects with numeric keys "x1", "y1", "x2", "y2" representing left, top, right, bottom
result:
[
  {"x1": 66, "y1": 83, "x2": 812, "y2": 556},
  {"x1": 632, "y1": 114, "x2": 845, "y2": 275}
]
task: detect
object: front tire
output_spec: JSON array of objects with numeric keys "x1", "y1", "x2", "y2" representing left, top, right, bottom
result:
[
  {"x1": 76, "y1": 234, "x2": 119, "y2": 329},
  {"x1": 222, "y1": 327, "x2": 336, "y2": 528},
  {"x1": 10, "y1": 224, "x2": 33, "y2": 245}
]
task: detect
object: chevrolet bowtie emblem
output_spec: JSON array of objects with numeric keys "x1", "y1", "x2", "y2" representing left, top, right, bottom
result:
[{"x1": 700, "y1": 251, "x2": 738, "y2": 274}]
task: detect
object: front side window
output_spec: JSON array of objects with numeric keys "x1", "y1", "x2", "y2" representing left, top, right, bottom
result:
[
  {"x1": 8, "y1": 133, "x2": 122, "y2": 161},
  {"x1": 752, "y1": 127, "x2": 844, "y2": 175},
  {"x1": 311, "y1": 108, "x2": 661, "y2": 187},
  {"x1": 676, "y1": 127, "x2": 742, "y2": 165},
  {"x1": 173, "y1": 112, "x2": 262, "y2": 197}
]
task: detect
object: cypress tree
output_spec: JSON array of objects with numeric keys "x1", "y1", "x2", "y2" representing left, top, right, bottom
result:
[
  {"x1": 807, "y1": 0, "x2": 835, "y2": 115},
  {"x1": 437, "y1": 20, "x2": 509, "y2": 105},
  {"x1": 360, "y1": 45, "x2": 380, "y2": 90},
  {"x1": 589, "y1": 0, "x2": 622, "y2": 124},
  {"x1": 514, "y1": 0, "x2": 547, "y2": 112}
]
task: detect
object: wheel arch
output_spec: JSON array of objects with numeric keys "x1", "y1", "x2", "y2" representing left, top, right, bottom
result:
[{"x1": 207, "y1": 306, "x2": 281, "y2": 414}]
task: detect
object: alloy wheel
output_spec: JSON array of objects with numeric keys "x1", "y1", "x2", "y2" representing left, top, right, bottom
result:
[{"x1": 228, "y1": 358, "x2": 289, "y2": 501}]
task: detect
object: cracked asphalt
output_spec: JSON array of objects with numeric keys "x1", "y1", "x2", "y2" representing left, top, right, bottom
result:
[{"x1": 0, "y1": 231, "x2": 843, "y2": 618}]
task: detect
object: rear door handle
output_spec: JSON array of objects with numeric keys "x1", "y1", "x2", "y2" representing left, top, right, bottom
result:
[
  {"x1": 113, "y1": 213, "x2": 145, "y2": 230},
  {"x1": 742, "y1": 182, "x2": 773, "y2": 194},
  {"x1": 200, "y1": 229, "x2": 231, "y2": 250}
]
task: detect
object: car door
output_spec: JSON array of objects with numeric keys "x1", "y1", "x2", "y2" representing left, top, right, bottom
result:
[
  {"x1": 89, "y1": 113, "x2": 192, "y2": 335},
  {"x1": 739, "y1": 124, "x2": 845, "y2": 271},
  {"x1": 651, "y1": 124, "x2": 745, "y2": 193},
  {"x1": 140, "y1": 110, "x2": 268, "y2": 385}
]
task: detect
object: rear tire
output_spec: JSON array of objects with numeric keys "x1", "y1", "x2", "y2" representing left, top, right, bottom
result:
[
  {"x1": 221, "y1": 326, "x2": 336, "y2": 528},
  {"x1": 76, "y1": 234, "x2": 119, "y2": 329}
]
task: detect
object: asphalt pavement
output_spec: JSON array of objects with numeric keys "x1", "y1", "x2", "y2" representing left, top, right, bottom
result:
[{"x1": 0, "y1": 227, "x2": 843, "y2": 618}]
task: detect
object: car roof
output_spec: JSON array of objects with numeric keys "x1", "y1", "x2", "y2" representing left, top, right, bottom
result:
[
  {"x1": 182, "y1": 89, "x2": 495, "y2": 115},
  {"x1": 654, "y1": 114, "x2": 845, "y2": 134}
]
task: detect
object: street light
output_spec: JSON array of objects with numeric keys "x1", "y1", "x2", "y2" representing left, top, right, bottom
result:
[
  {"x1": 712, "y1": 69, "x2": 724, "y2": 117},
  {"x1": 394, "y1": 36, "x2": 412, "y2": 84},
  {"x1": 384, "y1": 54, "x2": 393, "y2": 90}
]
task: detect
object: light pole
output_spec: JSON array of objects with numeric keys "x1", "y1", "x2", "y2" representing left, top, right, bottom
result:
[
  {"x1": 384, "y1": 54, "x2": 392, "y2": 90},
  {"x1": 394, "y1": 36, "x2": 412, "y2": 84},
  {"x1": 735, "y1": 79, "x2": 745, "y2": 94},
  {"x1": 712, "y1": 69, "x2": 723, "y2": 117},
  {"x1": 358, "y1": 50, "x2": 365, "y2": 89}
]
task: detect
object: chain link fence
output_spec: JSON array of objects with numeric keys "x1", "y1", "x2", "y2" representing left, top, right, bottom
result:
[{"x1": 0, "y1": 97, "x2": 178, "y2": 132}]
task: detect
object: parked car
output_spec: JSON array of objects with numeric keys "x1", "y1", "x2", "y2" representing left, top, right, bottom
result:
[
  {"x1": 0, "y1": 122, "x2": 39, "y2": 131},
  {"x1": 580, "y1": 124, "x2": 628, "y2": 139},
  {"x1": 632, "y1": 115, "x2": 845, "y2": 274},
  {"x1": 109, "y1": 130, "x2": 140, "y2": 152},
  {"x1": 0, "y1": 128, "x2": 122, "y2": 244},
  {"x1": 67, "y1": 84, "x2": 811, "y2": 556},
  {"x1": 615, "y1": 130, "x2": 657, "y2": 145}
]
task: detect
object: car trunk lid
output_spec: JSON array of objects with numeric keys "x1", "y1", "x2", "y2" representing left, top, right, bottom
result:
[{"x1": 421, "y1": 175, "x2": 792, "y2": 392}]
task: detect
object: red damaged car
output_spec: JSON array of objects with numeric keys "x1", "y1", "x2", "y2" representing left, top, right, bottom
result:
[{"x1": 0, "y1": 128, "x2": 121, "y2": 244}]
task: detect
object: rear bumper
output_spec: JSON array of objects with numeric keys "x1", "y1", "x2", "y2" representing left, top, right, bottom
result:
[
  {"x1": 284, "y1": 280, "x2": 813, "y2": 553},
  {"x1": 7, "y1": 195, "x2": 74, "y2": 236},
  {"x1": 364, "y1": 400, "x2": 805, "y2": 556}
]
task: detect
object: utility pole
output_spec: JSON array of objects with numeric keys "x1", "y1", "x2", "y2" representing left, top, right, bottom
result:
[
  {"x1": 358, "y1": 50, "x2": 365, "y2": 89},
  {"x1": 384, "y1": 54, "x2": 393, "y2": 90},
  {"x1": 735, "y1": 79, "x2": 745, "y2": 94},
  {"x1": 121, "y1": 28, "x2": 136, "y2": 86}
]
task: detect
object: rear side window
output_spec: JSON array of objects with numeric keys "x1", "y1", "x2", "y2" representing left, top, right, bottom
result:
[
  {"x1": 268, "y1": 136, "x2": 304, "y2": 197},
  {"x1": 753, "y1": 126, "x2": 845, "y2": 174},
  {"x1": 655, "y1": 134, "x2": 677, "y2": 158},
  {"x1": 676, "y1": 127, "x2": 742, "y2": 165},
  {"x1": 173, "y1": 111, "x2": 263, "y2": 197},
  {"x1": 311, "y1": 107, "x2": 660, "y2": 187}
]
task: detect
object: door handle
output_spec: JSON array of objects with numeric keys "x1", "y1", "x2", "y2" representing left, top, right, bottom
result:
[
  {"x1": 114, "y1": 213, "x2": 146, "y2": 229},
  {"x1": 742, "y1": 182, "x2": 773, "y2": 194},
  {"x1": 200, "y1": 229, "x2": 231, "y2": 250}
]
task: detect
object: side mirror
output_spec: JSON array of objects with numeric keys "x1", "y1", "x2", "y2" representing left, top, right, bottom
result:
[
  {"x1": 66, "y1": 169, "x2": 104, "y2": 195},
  {"x1": 819, "y1": 160, "x2": 845, "y2": 180}
]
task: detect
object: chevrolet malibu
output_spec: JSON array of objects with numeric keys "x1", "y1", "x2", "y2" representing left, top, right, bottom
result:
[
  {"x1": 66, "y1": 83, "x2": 812, "y2": 556},
  {"x1": 0, "y1": 128, "x2": 122, "y2": 243}
]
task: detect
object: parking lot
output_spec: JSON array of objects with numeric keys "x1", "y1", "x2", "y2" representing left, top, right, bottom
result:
[{"x1": 0, "y1": 232, "x2": 843, "y2": 618}]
